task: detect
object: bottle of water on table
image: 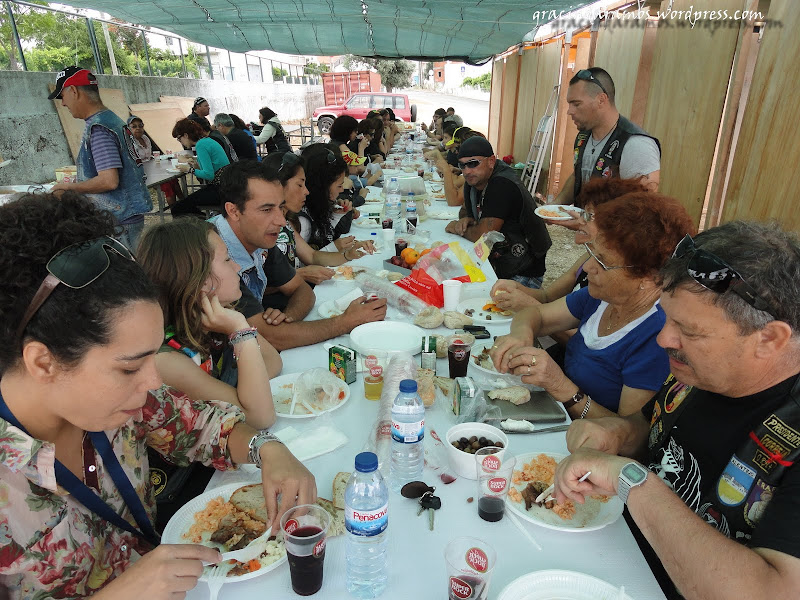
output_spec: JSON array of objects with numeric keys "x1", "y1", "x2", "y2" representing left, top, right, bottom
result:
[
  {"x1": 405, "y1": 193, "x2": 417, "y2": 235},
  {"x1": 345, "y1": 451, "x2": 389, "y2": 598},
  {"x1": 390, "y1": 379, "x2": 424, "y2": 492}
]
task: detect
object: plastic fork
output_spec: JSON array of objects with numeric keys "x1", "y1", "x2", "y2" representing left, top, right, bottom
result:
[
  {"x1": 219, "y1": 527, "x2": 272, "y2": 564},
  {"x1": 206, "y1": 562, "x2": 227, "y2": 600}
]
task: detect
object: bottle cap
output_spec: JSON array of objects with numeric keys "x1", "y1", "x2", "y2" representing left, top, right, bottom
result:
[
  {"x1": 355, "y1": 451, "x2": 378, "y2": 472},
  {"x1": 399, "y1": 379, "x2": 418, "y2": 393}
]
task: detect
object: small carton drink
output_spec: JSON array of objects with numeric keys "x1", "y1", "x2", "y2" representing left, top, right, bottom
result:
[{"x1": 329, "y1": 345, "x2": 356, "y2": 384}]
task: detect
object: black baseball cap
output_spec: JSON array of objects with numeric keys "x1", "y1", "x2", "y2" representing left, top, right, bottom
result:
[
  {"x1": 48, "y1": 66, "x2": 98, "y2": 100},
  {"x1": 458, "y1": 136, "x2": 494, "y2": 159},
  {"x1": 193, "y1": 96, "x2": 208, "y2": 107}
]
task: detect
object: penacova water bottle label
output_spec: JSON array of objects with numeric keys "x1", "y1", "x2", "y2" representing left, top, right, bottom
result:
[
  {"x1": 391, "y1": 419, "x2": 424, "y2": 443},
  {"x1": 345, "y1": 503, "x2": 388, "y2": 537}
]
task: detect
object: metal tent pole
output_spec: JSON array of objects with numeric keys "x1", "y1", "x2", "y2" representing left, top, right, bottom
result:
[
  {"x1": 206, "y1": 45, "x2": 214, "y2": 79},
  {"x1": 5, "y1": 1, "x2": 27, "y2": 71},
  {"x1": 86, "y1": 18, "x2": 104, "y2": 74},
  {"x1": 141, "y1": 31, "x2": 152, "y2": 75},
  {"x1": 178, "y1": 37, "x2": 187, "y2": 77}
]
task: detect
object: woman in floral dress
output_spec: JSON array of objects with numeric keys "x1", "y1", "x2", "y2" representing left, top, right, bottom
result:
[{"x1": 0, "y1": 192, "x2": 316, "y2": 599}]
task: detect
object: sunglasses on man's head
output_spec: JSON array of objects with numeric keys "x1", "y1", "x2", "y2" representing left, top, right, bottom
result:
[
  {"x1": 458, "y1": 157, "x2": 488, "y2": 170},
  {"x1": 15, "y1": 237, "x2": 135, "y2": 345},
  {"x1": 575, "y1": 69, "x2": 609, "y2": 97},
  {"x1": 671, "y1": 234, "x2": 775, "y2": 316}
]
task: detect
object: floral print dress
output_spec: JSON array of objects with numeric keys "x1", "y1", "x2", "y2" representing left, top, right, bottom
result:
[{"x1": 0, "y1": 385, "x2": 245, "y2": 599}]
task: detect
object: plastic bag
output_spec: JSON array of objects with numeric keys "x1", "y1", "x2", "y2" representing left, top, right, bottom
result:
[
  {"x1": 455, "y1": 388, "x2": 502, "y2": 424},
  {"x1": 394, "y1": 241, "x2": 481, "y2": 307},
  {"x1": 290, "y1": 368, "x2": 348, "y2": 415},
  {"x1": 425, "y1": 428, "x2": 459, "y2": 484},
  {"x1": 363, "y1": 353, "x2": 417, "y2": 476},
  {"x1": 355, "y1": 272, "x2": 429, "y2": 315}
]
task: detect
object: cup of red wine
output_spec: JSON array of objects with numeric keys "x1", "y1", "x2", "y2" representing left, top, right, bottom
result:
[
  {"x1": 281, "y1": 504, "x2": 331, "y2": 596},
  {"x1": 475, "y1": 447, "x2": 516, "y2": 523},
  {"x1": 445, "y1": 537, "x2": 497, "y2": 600}
]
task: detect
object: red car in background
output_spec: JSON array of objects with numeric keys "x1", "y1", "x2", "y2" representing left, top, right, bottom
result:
[{"x1": 312, "y1": 92, "x2": 417, "y2": 135}]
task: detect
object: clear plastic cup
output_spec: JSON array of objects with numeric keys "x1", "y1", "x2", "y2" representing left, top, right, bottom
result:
[
  {"x1": 475, "y1": 448, "x2": 515, "y2": 522},
  {"x1": 281, "y1": 504, "x2": 331, "y2": 596},
  {"x1": 445, "y1": 537, "x2": 496, "y2": 600}
]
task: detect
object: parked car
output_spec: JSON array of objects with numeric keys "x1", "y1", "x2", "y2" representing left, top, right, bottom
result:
[{"x1": 312, "y1": 92, "x2": 417, "y2": 135}]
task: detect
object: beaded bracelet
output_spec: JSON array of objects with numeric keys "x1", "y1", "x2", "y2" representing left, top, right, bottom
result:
[{"x1": 229, "y1": 327, "x2": 258, "y2": 345}]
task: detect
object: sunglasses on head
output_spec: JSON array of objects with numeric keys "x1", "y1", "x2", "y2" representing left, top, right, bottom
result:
[
  {"x1": 458, "y1": 157, "x2": 488, "y2": 170},
  {"x1": 15, "y1": 237, "x2": 135, "y2": 345},
  {"x1": 575, "y1": 69, "x2": 609, "y2": 97},
  {"x1": 278, "y1": 151, "x2": 300, "y2": 172},
  {"x1": 672, "y1": 234, "x2": 775, "y2": 316}
]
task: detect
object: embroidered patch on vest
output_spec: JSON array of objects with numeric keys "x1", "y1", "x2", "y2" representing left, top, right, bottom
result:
[{"x1": 717, "y1": 454, "x2": 756, "y2": 507}]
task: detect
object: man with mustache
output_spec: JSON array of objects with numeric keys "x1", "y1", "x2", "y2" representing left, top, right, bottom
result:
[
  {"x1": 211, "y1": 160, "x2": 386, "y2": 351},
  {"x1": 553, "y1": 222, "x2": 800, "y2": 599}
]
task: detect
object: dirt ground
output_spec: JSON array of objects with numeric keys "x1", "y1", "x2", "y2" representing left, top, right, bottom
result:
[{"x1": 542, "y1": 223, "x2": 584, "y2": 287}]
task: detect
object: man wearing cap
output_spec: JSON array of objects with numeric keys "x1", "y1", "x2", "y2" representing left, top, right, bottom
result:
[
  {"x1": 188, "y1": 97, "x2": 212, "y2": 132},
  {"x1": 446, "y1": 136, "x2": 551, "y2": 288},
  {"x1": 555, "y1": 67, "x2": 660, "y2": 211},
  {"x1": 49, "y1": 66, "x2": 152, "y2": 250},
  {"x1": 214, "y1": 113, "x2": 257, "y2": 161},
  {"x1": 553, "y1": 221, "x2": 800, "y2": 599}
]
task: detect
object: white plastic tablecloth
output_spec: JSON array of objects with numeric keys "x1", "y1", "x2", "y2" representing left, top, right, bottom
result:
[{"x1": 184, "y1": 169, "x2": 666, "y2": 600}]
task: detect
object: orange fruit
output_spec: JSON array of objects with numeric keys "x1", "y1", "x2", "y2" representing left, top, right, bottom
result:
[
  {"x1": 401, "y1": 248, "x2": 420, "y2": 266},
  {"x1": 419, "y1": 248, "x2": 432, "y2": 257}
]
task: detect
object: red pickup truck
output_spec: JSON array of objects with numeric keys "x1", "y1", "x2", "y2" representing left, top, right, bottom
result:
[{"x1": 312, "y1": 92, "x2": 417, "y2": 134}]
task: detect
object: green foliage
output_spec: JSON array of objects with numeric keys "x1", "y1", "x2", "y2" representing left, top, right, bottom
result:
[
  {"x1": 272, "y1": 66, "x2": 287, "y2": 80},
  {"x1": 303, "y1": 62, "x2": 328, "y2": 75},
  {"x1": 0, "y1": 3, "x2": 202, "y2": 77},
  {"x1": 462, "y1": 72, "x2": 491, "y2": 91},
  {"x1": 341, "y1": 56, "x2": 414, "y2": 92}
]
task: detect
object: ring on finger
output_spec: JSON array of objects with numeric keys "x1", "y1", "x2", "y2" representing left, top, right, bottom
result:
[
  {"x1": 531, "y1": 356, "x2": 536, "y2": 366},
  {"x1": 527, "y1": 365, "x2": 531, "y2": 375}
]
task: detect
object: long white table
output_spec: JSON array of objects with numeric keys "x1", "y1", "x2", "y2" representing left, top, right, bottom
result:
[
  {"x1": 184, "y1": 164, "x2": 667, "y2": 600},
  {"x1": 142, "y1": 159, "x2": 189, "y2": 222}
]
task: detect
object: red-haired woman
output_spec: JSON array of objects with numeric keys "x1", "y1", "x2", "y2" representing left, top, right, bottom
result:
[{"x1": 492, "y1": 192, "x2": 696, "y2": 418}]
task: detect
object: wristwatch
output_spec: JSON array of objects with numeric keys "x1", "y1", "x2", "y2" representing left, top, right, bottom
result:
[
  {"x1": 617, "y1": 462, "x2": 649, "y2": 504},
  {"x1": 564, "y1": 390, "x2": 585, "y2": 410},
  {"x1": 248, "y1": 431, "x2": 282, "y2": 468}
]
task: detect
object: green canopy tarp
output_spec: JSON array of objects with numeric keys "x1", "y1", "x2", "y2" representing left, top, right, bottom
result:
[{"x1": 57, "y1": 0, "x2": 591, "y2": 62}]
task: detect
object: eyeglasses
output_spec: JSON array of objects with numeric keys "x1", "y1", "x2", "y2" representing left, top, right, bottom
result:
[
  {"x1": 15, "y1": 236, "x2": 135, "y2": 345},
  {"x1": 584, "y1": 242, "x2": 632, "y2": 271},
  {"x1": 575, "y1": 69, "x2": 609, "y2": 97},
  {"x1": 671, "y1": 234, "x2": 775, "y2": 316},
  {"x1": 278, "y1": 151, "x2": 300, "y2": 172},
  {"x1": 458, "y1": 157, "x2": 488, "y2": 170}
]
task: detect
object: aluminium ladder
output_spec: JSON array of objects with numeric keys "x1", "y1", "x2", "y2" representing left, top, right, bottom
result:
[{"x1": 520, "y1": 84, "x2": 560, "y2": 196}]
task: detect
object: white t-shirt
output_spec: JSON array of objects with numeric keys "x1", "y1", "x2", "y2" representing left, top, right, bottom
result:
[{"x1": 580, "y1": 133, "x2": 660, "y2": 183}]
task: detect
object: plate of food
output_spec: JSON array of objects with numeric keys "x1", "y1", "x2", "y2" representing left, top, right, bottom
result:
[
  {"x1": 506, "y1": 452, "x2": 623, "y2": 532},
  {"x1": 161, "y1": 483, "x2": 287, "y2": 582},
  {"x1": 317, "y1": 298, "x2": 345, "y2": 318},
  {"x1": 353, "y1": 218, "x2": 382, "y2": 228},
  {"x1": 534, "y1": 205, "x2": 583, "y2": 221},
  {"x1": 270, "y1": 372, "x2": 350, "y2": 418},
  {"x1": 496, "y1": 570, "x2": 633, "y2": 600},
  {"x1": 456, "y1": 297, "x2": 513, "y2": 324}
]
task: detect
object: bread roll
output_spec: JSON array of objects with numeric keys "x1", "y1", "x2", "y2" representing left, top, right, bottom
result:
[{"x1": 487, "y1": 386, "x2": 531, "y2": 406}]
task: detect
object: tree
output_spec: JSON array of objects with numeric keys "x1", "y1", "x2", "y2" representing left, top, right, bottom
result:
[
  {"x1": 342, "y1": 55, "x2": 415, "y2": 92},
  {"x1": 304, "y1": 62, "x2": 328, "y2": 75},
  {"x1": 0, "y1": 1, "x2": 57, "y2": 70},
  {"x1": 463, "y1": 73, "x2": 491, "y2": 92},
  {"x1": 272, "y1": 66, "x2": 287, "y2": 81}
]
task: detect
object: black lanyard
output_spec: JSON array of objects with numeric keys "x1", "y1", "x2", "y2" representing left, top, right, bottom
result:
[{"x1": 0, "y1": 391, "x2": 160, "y2": 546}]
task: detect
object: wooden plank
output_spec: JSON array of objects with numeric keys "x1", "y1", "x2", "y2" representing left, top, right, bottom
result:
[
  {"x1": 703, "y1": 0, "x2": 759, "y2": 230},
  {"x1": 50, "y1": 86, "x2": 130, "y2": 162},
  {"x1": 555, "y1": 37, "x2": 591, "y2": 196},
  {"x1": 497, "y1": 54, "x2": 520, "y2": 158},
  {"x1": 593, "y1": 14, "x2": 647, "y2": 119},
  {"x1": 512, "y1": 46, "x2": 542, "y2": 161},
  {"x1": 160, "y1": 95, "x2": 195, "y2": 118},
  {"x1": 643, "y1": 0, "x2": 742, "y2": 226},
  {"x1": 487, "y1": 60, "x2": 504, "y2": 149},
  {"x1": 129, "y1": 102, "x2": 180, "y2": 113},
  {"x1": 129, "y1": 107, "x2": 186, "y2": 154},
  {"x1": 531, "y1": 40, "x2": 562, "y2": 196},
  {"x1": 721, "y1": 0, "x2": 800, "y2": 230},
  {"x1": 630, "y1": 22, "x2": 658, "y2": 126}
]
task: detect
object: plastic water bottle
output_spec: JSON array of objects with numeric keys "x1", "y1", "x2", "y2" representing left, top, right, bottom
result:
[
  {"x1": 385, "y1": 177, "x2": 404, "y2": 234},
  {"x1": 390, "y1": 379, "x2": 425, "y2": 492},
  {"x1": 345, "y1": 451, "x2": 389, "y2": 598},
  {"x1": 405, "y1": 193, "x2": 417, "y2": 235}
]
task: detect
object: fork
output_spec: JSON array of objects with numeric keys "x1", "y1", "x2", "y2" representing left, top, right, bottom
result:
[{"x1": 206, "y1": 562, "x2": 227, "y2": 600}]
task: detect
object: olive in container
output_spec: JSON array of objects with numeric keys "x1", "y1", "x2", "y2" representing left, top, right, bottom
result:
[{"x1": 445, "y1": 422, "x2": 508, "y2": 480}]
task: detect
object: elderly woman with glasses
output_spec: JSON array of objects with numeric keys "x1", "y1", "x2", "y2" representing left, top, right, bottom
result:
[{"x1": 491, "y1": 192, "x2": 695, "y2": 418}]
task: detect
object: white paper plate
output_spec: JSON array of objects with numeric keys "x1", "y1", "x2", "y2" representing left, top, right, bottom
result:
[
  {"x1": 456, "y1": 297, "x2": 513, "y2": 324},
  {"x1": 270, "y1": 373, "x2": 350, "y2": 419},
  {"x1": 496, "y1": 570, "x2": 633, "y2": 600},
  {"x1": 162, "y1": 482, "x2": 287, "y2": 583},
  {"x1": 534, "y1": 204, "x2": 582, "y2": 221},
  {"x1": 349, "y1": 321, "x2": 423, "y2": 356},
  {"x1": 318, "y1": 298, "x2": 345, "y2": 318},
  {"x1": 506, "y1": 452, "x2": 623, "y2": 532},
  {"x1": 426, "y1": 211, "x2": 454, "y2": 220},
  {"x1": 165, "y1": 168, "x2": 182, "y2": 174},
  {"x1": 468, "y1": 341, "x2": 544, "y2": 391},
  {"x1": 353, "y1": 218, "x2": 382, "y2": 229}
]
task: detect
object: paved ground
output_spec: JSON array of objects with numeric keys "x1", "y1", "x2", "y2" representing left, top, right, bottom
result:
[{"x1": 403, "y1": 88, "x2": 489, "y2": 134}]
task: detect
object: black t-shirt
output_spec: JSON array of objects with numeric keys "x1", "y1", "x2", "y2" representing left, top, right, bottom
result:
[
  {"x1": 473, "y1": 177, "x2": 546, "y2": 277},
  {"x1": 633, "y1": 375, "x2": 800, "y2": 598},
  {"x1": 446, "y1": 149, "x2": 459, "y2": 168},
  {"x1": 226, "y1": 127, "x2": 258, "y2": 160},
  {"x1": 187, "y1": 111, "x2": 211, "y2": 133}
]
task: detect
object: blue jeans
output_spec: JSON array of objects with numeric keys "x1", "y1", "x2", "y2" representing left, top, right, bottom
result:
[
  {"x1": 512, "y1": 274, "x2": 543, "y2": 289},
  {"x1": 118, "y1": 220, "x2": 145, "y2": 252}
]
